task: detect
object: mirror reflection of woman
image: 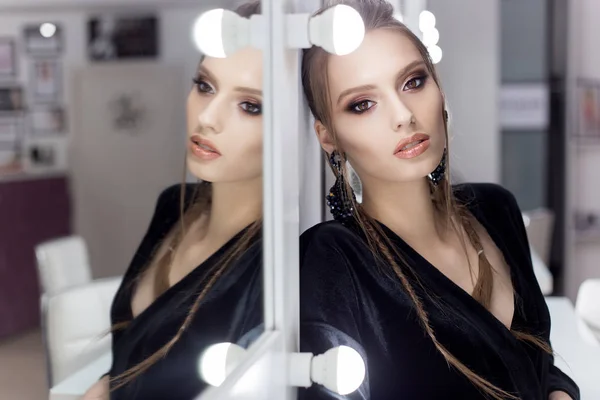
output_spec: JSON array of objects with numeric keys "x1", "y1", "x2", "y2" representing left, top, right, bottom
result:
[
  {"x1": 82, "y1": 3, "x2": 264, "y2": 399},
  {"x1": 299, "y1": 1, "x2": 579, "y2": 399}
]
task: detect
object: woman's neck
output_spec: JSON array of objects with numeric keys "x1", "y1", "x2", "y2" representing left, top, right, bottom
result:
[
  {"x1": 361, "y1": 177, "x2": 445, "y2": 244},
  {"x1": 205, "y1": 177, "x2": 263, "y2": 239}
]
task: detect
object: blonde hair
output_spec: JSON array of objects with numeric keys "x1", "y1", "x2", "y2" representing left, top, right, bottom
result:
[{"x1": 301, "y1": 1, "x2": 550, "y2": 399}]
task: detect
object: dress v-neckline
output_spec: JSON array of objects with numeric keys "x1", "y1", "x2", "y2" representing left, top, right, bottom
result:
[
  {"x1": 375, "y1": 205, "x2": 520, "y2": 335},
  {"x1": 125, "y1": 225, "x2": 252, "y2": 327}
]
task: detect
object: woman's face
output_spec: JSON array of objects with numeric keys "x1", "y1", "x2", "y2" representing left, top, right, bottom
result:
[
  {"x1": 316, "y1": 28, "x2": 446, "y2": 187},
  {"x1": 186, "y1": 47, "x2": 263, "y2": 183}
]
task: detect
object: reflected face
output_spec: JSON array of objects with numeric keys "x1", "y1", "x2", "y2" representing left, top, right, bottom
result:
[
  {"x1": 319, "y1": 29, "x2": 446, "y2": 186},
  {"x1": 186, "y1": 47, "x2": 263, "y2": 183}
]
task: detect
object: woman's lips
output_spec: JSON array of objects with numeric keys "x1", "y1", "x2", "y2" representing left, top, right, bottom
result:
[
  {"x1": 189, "y1": 135, "x2": 221, "y2": 160},
  {"x1": 394, "y1": 133, "x2": 431, "y2": 159}
]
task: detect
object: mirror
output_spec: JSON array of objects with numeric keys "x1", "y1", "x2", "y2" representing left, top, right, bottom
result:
[{"x1": 0, "y1": 1, "x2": 264, "y2": 399}]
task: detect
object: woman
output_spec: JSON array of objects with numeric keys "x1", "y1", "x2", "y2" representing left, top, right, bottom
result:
[
  {"x1": 82, "y1": 2, "x2": 264, "y2": 399},
  {"x1": 299, "y1": 1, "x2": 579, "y2": 399}
]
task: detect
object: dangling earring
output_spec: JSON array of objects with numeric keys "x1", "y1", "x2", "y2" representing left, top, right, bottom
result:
[
  {"x1": 326, "y1": 151, "x2": 356, "y2": 224},
  {"x1": 428, "y1": 148, "x2": 447, "y2": 187}
]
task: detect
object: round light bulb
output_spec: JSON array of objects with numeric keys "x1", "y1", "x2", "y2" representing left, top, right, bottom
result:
[
  {"x1": 428, "y1": 45, "x2": 443, "y2": 64},
  {"x1": 193, "y1": 9, "x2": 251, "y2": 58},
  {"x1": 422, "y1": 27, "x2": 440, "y2": 47},
  {"x1": 193, "y1": 9, "x2": 226, "y2": 58},
  {"x1": 311, "y1": 345, "x2": 365, "y2": 395},
  {"x1": 40, "y1": 23, "x2": 57, "y2": 38},
  {"x1": 419, "y1": 10, "x2": 436, "y2": 32},
  {"x1": 198, "y1": 342, "x2": 247, "y2": 387},
  {"x1": 309, "y1": 5, "x2": 365, "y2": 56}
]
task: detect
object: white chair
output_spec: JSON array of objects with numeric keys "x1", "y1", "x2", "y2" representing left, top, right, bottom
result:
[
  {"x1": 46, "y1": 277, "x2": 122, "y2": 385},
  {"x1": 35, "y1": 235, "x2": 121, "y2": 386},
  {"x1": 523, "y1": 209, "x2": 555, "y2": 295},
  {"x1": 35, "y1": 236, "x2": 93, "y2": 296},
  {"x1": 576, "y1": 279, "x2": 600, "y2": 344},
  {"x1": 522, "y1": 209, "x2": 555, "y2": 266}
]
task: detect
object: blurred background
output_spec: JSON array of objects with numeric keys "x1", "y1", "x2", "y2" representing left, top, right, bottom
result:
[{"x1": 0, "y1": 0, "x2": 599, "y2": 398}]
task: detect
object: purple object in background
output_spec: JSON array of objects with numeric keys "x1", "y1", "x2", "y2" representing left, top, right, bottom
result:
[{"x1": 0, "y1": 177, "x2": 71, "y2": 339}]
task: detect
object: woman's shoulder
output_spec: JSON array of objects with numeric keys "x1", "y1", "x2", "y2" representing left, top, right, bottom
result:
[
  {"x1": 453, "y1": 182, "x2": 518, "y2": 205},
  {"x1": 155, "y1": 182, "x2": 201, "y2": 212},
  {"x1": 453, "y1": 182, "x2": 522, "y2": 217},
  {"x1": 300, "y1": 220, "x2": 368, "y2": 260}
]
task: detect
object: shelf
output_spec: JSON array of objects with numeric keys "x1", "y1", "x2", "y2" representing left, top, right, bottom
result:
[
  {"x1": 0, "y1": 169, "x2": 68, "y2": 184},
  {"x1": 572, "y1": 140, "x2": 600, "y2": 150},
  {"x1": 575, "y1": 230, "x2": 600, "y2": 245}
]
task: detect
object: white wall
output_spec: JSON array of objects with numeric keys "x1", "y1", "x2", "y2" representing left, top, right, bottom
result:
[
  {"x1": 565, "y1": 0, "x2": 600, "y2": 300},
  {"x1": 428, "y1": 0, "x2": 500, "y2": 184}
]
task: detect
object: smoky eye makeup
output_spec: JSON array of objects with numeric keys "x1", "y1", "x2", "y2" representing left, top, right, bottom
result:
[
  {"x1": 345, "y1": 98, "x2": 376, "y2": 115},
  {"x1": 402, "y1": 69, "x2": 430, "y2": 91},
  {"x1": 192, "y1": 74, "x2": 215, "y2": 94},
  {"x1": 240, "y1": 100, "x2": 262, "y2": 116}
]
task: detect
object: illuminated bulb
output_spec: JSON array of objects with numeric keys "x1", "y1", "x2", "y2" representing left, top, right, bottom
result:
[
  {"x1": 198, "y1": 342, "x2": 247, "y2": 387},
  {"x1": 311, "y1": 345, "x2": 365, "y2": 395},
  {"x1": 422, "y1": 27, "x2": 440, "y2": 47},
  {"x1": 309, "y1": 4, "x2": 365, "y2": 56},
  {"x1": 428, "y1": 45, "x2": 443, "y2": 64},
  {"x1": 192, "y1": 8, "x2": 252, "y2": 58},
  {"x1": 419, "y1": 10, "x2": 436, "y2": 32},
  {"x1": 40, "y1": 23, "x2": 57, "y2": 38}
]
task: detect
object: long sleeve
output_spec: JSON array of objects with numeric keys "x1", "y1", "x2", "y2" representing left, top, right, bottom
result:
[
  {"x1": 298, "y1": 224, "x2": 370, "y2": 400},
  {"x1": 500, "y1": 185, "x2": 580, "y2": 400},
  {"x1": 548, "y1": 361, "x2": 580, "y2": 400}
]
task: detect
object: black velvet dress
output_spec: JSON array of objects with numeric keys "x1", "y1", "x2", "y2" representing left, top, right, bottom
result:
[
  {"x1": 107, "y1": 184, "x2": 263, "y2": 400},
  {"x1": 298, "y1": 183, "x2": 579, "y2": 400}
]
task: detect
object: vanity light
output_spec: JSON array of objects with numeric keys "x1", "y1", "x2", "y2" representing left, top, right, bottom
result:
[
  {"x1": 418, "y1": 10, "x2": 443, "y2": 64},
  {"x1": 422, "y1": 27, "x2": 439, "y2": 48},
  {"x1": 200, "y1": 342, "x2": 366, "y2": 395},
  {"x1": 192, "y1": 9, "x2": 263, "y2": 58},
  {"x1": 287, "y1": 4, "x2": 365, "y2": 55},
  {"x1": 419, "y1": 10, "x2": 436, "y2": 33},
  {"x1": 428, "y1": 45, "x2": 443, "y2": 64},
  {"x1": 198, "y1": 342, "x2": 247, "y2": 387},
  {"x1": 308, "y1": 4, "x2": 365, "y2": 56},
  {"x1": 193, "y1": 5, "x2": 364, "y2": 57},
  {"x1": 309, "y1": 345, "x2": 366, "y2": 395}
]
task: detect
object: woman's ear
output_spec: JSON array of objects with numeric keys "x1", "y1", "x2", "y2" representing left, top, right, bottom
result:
[{"x1": 314, "y1": 120, "x2": 335, "y2": 154}]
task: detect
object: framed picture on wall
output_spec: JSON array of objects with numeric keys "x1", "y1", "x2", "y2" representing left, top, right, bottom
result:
[
  {"x1": 24, "y1": 24, "x2": 62, "y2": 55},
  {"x1": 87, "y1": 15, "x2": 158, "y2": 61},
  {"x1": 29, "y1": 106, "x2": 66, "y2": 135},
  {"x1": 576, "y1": 78, "x2": 600, "y2": 141},
  {"x1": 0, "y1": 38, "x2": 17, "y2": 77},
  {"x1": 0, "y1": 86, "x2": 25, "y2": 112},
  {"x1": 30, "y1": 59, "x2": 62, "y2": 102}
]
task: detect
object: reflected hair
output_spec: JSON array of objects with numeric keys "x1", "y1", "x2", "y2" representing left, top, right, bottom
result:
[
  {"x1": 301, "y1": 1, "x2": 550, "y2": 399},
  {"x1": 107, "y1": 0, "x2": 263, "y2": 391}
]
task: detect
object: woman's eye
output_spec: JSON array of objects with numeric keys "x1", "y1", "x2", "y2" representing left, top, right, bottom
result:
[
  {"x1": 241, "y1": 102, "x2": 262, "y2": 115},
  {"x1": 193, "y1": 78, "x2": 214, "y2": 94},
  {"x1": 350, "y1": 100, "x2": 375, "y2": 114},
  {"x1": 404, "y1": 76, "x2": 427, "y2": 91}
]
